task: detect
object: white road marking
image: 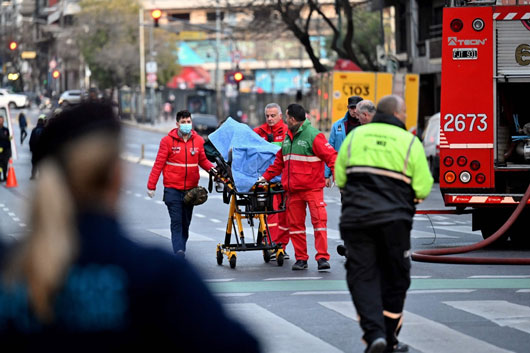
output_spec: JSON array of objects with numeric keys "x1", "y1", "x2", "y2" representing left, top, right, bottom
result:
[
  {"x1": 445, "y1": 300, "x2": 530, "y2": 335},
  {"x1": 408, "y1": 289, "x2": 475, "y2": 294},
  {"x1": 411, "y1": 276, "x2": 432, "y2": 279},
  {"x1": 210, "y1": 218, "x2": 221, "y2": 223},
  {"x1": 411, "y1": 230, "x2": 457, "y2": 239},
  {"x1": 321, "y1": 301, "x2": 513, "y2": 353},
  {"x1": 264, "y1": 277, "x2": 322, "y2": 281},
  {"x1": 226, "y1": 303, "x2": 343, "y2": 353},
  {"x1": 204, "y1": 278, "x2": 234, "y2": 282},
  {"x1": 19, "y1": 223, "x2": 26, "y2": 227},
  {"x1": 195, "y1": 213, "x2": 206, "y2": 218},
  {"x1": 134, "y1": 193, "x2": 142, "y2": 197},
  {"x1": 8, "y1": 212, "x2": 15, "y2": 217},
  {"x1": 292, "y1": 291, "x2": 349, "y2": 295},
  {"x1": 147, "y1": 228, "x2": 214, "y2": 241},
  {"x1": 432, "y1": 221, "x2": 455, "y2": 225},
  {"x1": 216, "y1": 293, "x2": 253, "y2": 297},
  {"x1": 516, "y1": 289, "x2": 530, "y2": 293},
  {"x1": 155, "y1": 201, "x2": 164, "y2": 205},
  {"x1": 468, "y1": 275, "x2": 530, "y2": 279},
  {"x1": 144, "y1": 197, "x2": 151, "y2": 200},
  {"x1": 433, "y1": 225, "x2": 481, "y2": 235}
]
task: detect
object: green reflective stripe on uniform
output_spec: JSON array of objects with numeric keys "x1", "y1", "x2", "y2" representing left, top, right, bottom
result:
[{"x1": 272, "y1": 141, "x2": 283, "y2": 147}]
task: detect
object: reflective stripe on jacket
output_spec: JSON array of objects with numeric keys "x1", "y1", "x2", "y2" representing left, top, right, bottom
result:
[
  {"x1": 335, "y1": 113, "x2": 433, "y2": 228},
  {"x1": 263, "y1": 119, "x2": 337, "y2": 192},
  {"x1": 147, "y1": 129, "x2": 213, "y2": 190}
]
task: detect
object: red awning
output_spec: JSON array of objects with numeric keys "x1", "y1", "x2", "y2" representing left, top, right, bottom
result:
[{"x1": 166, "y1": 66, "x2": 211, "y2": 89}]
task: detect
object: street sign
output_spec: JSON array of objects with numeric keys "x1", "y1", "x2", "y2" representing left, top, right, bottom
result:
[
  {"x1": 21, "y1": 51, "x2": 37, "y2": 59},
  {"x1": 147, "y1": 73, "x2": 157, "y2": 83},
  {"x1": 231, "y1": 50, "x2": 242, "y2": 64},
  {"x1": 146, "y1": 61, "x2": 157, "y2": 74}
]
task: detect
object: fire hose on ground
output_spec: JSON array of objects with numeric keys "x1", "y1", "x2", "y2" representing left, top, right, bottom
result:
[{"x1": 411, "y1": 182, "x2": 530, "y2": 265}]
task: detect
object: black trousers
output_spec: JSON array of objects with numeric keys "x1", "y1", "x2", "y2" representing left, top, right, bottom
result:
[
  {"x1": 0, "y1": 154, "x2": 9, "y2": 181},
  {"x1": 341, "y1": 220, "x2": 411, "y2": 348}
]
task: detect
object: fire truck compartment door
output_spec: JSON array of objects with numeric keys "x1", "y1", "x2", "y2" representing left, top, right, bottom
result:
[{"x1": 497, "y1": 20, "x2": 530, "y2": 79}]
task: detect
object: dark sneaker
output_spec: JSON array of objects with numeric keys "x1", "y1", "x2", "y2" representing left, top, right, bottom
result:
[
  {"x1": 389, "y1": 342, "x2": 408, "y2": 353},
  {"x1": 365, "y1": 337, "x2": 387, "y2": 353},
  {"x1": 291, "y1": 260, "x2": 308, "y2": 270},
  {"x1": 317, "y1": 258, "x2": 330, "y2": 271}
]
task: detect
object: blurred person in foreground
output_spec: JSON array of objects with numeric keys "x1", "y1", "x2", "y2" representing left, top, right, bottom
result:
[
  {"x1": 253, "y1": 103, "x2": 290, "y2": 260},
  {"x1": 335, "y1": 95, "x2": 433, "y2": 353},
  {"x1": 0, "y1": 102, "x2": 260, "y2": 352}
]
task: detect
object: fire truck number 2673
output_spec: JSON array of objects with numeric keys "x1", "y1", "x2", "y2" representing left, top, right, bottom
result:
[{"x1": 443, "y1": 113, "x2": 488, "y2": 132}]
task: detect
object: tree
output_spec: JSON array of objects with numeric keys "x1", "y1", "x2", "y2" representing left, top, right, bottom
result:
[
  {"x1": 75, "y1": 0, "x2": 179, "y2": 90},
  {"x1": 227, "y1": 0, "x2": 381, "y2": 72}
]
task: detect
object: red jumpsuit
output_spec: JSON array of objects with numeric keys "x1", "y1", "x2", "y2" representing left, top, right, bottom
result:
[
  {"x1": 263, "y1": 119, "x2": 337, "y2": 261},
  {"x1": 253, "y1": 121, "x2": 289, "y2": 249}
]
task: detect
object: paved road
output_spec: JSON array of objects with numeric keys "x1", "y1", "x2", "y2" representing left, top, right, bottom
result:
[{"x1": 1, "y1": 108, "x2": 530, "y2": 352}]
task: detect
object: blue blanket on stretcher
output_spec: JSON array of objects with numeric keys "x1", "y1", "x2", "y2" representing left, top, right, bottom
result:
[{"x1": 208, "y1": 117, "x2": 281, "y2": 192}]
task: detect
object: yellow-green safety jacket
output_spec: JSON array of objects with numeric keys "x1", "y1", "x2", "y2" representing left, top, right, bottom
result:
[{"x1": 335, "y1": 113, "x2": 433, "y2": 229}]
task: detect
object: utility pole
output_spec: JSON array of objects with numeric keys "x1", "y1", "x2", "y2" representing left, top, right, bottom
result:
[
  {"x1": 139, "y1": 8, "x2": 145, "y2": 123},
  {"x1": 149, "y1": 25, "x2": 155, "y2": 124}
]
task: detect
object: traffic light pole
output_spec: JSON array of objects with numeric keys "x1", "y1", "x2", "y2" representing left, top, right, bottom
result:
[{"x1": 139, "y1": 8, "x2": 146, "y2": 123}]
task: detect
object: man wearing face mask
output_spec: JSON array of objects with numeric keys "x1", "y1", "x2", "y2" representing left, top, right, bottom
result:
[{"x1": 147, "y1": 110, "x2": 216, "y2": 257}]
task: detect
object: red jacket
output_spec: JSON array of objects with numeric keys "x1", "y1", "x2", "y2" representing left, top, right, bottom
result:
[
  {"x1": 147, "y1": 129, "x2": 214, "y2": 191},
  {"x1": 263, "y1": 119, "x2": 336, "y2": 192},
  {"x1": 253, "y1": 121, "x2": 287, "y2": 145}
]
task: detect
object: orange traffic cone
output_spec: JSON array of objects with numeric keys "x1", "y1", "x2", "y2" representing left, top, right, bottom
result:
[{"x1": 6, "y1": 158, "x2": 18, "y2": 188}]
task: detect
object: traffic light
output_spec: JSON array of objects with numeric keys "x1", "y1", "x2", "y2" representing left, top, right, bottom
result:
[
  {"x1": 52, "y1": 70, "x2": 60, "y2": 79},
  {"x1": 8, "y1": 41, "x2": 18, "y2": 51},
  {"x1": 151, "y1": 9, "x2": 162, "y2": 27},
  {"x1": 233, "y1": 71, "x2": 244, "y2": 83}
]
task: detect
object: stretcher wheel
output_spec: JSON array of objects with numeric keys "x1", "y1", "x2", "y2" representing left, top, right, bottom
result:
[
  {"x1": 263, "y1": 249, "x2": 271, "y2": 263},
  {"x1": 277, "y1": 253, "x2": 284, "y2": 266},
  {"x1": 216, "y1": 249, "x2": 223, "y2": 265},
  {"x1": 229, "y1": 255, "x2": 237, "y2": 269}
]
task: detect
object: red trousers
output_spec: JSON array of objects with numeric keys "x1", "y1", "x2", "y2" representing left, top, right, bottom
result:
[
  {"x1": 287, "y1": 189, "x2": 329, "y2": 261},
  {"x1": 267, "y1": 194, "x2": 289, "y2": 249}
]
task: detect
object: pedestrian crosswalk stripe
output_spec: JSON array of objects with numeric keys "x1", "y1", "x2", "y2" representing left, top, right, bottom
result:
[
  {"x1": 468, "y1": 275, "x2": 530, "y2": 279},
  {"x1": 216, "y1": 293, "x2": 253, "y2": 297},
  {"x1": 147, "y1": 228, "x2": 214, "y2": 241},
  {"x1": 445, "y1": 300, "x2": 530, "y2": 335},
  {"x1": 408, "y1": 289, "x2": 475, "y2": 294},
  {"x1": 411, "y1": 230, "x2": 457, "y2": 239},
  {"x1": 292, "y1": 291, "x2": 349, "y2": 295},
  {"x1": 320, "y1": 301, "x2": 513, "y2": 353},
  {"x1": 225, "y1": 303, "x2": 343, "y2": 353},
  {"x1": 264, "y1": 277, "x2": 322, "y2": 281},
  {"x1": 434, "y1": 225, "x2": 481, "y2": 235}
]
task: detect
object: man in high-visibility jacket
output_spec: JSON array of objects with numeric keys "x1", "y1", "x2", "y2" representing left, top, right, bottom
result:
[
  {"x1": 254, "y1": 103, "x2": 290, "y2": 259},
  {"x1": 335, "y1": 95, "x2": 433, "y2": 353},
  {"x1": 260, "y1": 103, "x2": 337, "y2": 271}
]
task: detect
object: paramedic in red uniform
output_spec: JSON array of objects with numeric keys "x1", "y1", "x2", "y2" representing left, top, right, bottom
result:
[
  {"x1": 254, "y1": 103, "x2": 290, "y2": 260},
  {"x1": 147, "y1": 110, "x2": 215, "y2": 257},
  {"x1": 259, "y1": 103, "x2": 337, "y2": 271}
]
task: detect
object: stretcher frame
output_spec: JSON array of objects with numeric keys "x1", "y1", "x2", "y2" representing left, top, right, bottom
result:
[{"x1": 211, "y1": 156, "x2": 286, "y2": 269}]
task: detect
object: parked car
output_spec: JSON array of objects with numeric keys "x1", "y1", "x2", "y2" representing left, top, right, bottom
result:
[
  {"x1": 422, "y1": 112, "x2": 440, "y2": 182},
  {"x1": 192, "y1": 114, "x2": 218, "y2": 138},
  {"x1": 0, "y1": 88, "x2": 29, "y2": 109},
  {"x1": 58, "y1": 90, "x2": 83, "y2": 106}
]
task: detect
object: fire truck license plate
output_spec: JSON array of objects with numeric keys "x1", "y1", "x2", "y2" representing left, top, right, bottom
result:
[{"x1": 453, "y1": 48, "x2": 478, "y2": 60}]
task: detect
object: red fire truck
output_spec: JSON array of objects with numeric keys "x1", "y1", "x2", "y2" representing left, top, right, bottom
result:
[{"x1": 440, "y1": 1, "x2": 530, "y2": 244}]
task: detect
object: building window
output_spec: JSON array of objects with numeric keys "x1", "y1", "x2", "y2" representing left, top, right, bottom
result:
[
  {"x1": 169, "y1": 13, "x2": 190, "y2": 21},
  {"x1": 206, "y1": 11, "x2": 224, "y2": 21}
]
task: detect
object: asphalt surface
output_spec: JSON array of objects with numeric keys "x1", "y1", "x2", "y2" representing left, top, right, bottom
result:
[{"x1": 2, "y1": 107, "x2": 530, "y2": 353}]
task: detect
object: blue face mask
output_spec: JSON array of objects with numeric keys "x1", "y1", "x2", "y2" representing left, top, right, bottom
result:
[{"x1": 179, "y1": 123, "x2": 192, "y2": 135}]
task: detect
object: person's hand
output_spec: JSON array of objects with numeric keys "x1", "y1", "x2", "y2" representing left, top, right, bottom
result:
[
  {"x1": 256, "y1": 176, "x2": 268, "y2": 186},
  {"x1": 325, "y1": 177, "x2": 332, "y2": 188},
  {"x1": 147, "y1": 189, "x2": 155, "y2": 198},
  {"x1": 209, "y1": 167, "x2": 218, "y2": 176}
]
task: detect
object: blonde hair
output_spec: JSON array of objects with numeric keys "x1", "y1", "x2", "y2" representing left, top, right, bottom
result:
[{"x1": 4, "y1": 131, "x2": 121, "y2": 322}]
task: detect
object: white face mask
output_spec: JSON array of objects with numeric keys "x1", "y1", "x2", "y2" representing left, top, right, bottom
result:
[{"x1": 179, "y1": 123, "x2": 192, "y2": 134}]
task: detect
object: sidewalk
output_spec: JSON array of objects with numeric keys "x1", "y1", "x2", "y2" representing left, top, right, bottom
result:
[{"x1": 121, "y1": 117, "x2": 176, "y2": 134}]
